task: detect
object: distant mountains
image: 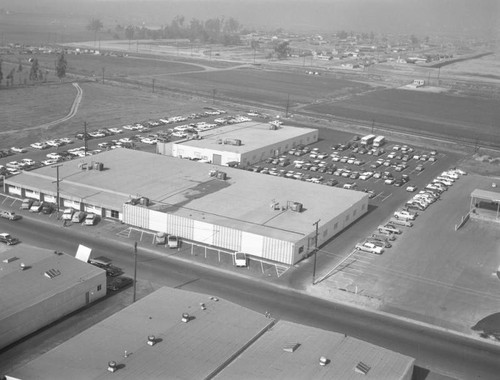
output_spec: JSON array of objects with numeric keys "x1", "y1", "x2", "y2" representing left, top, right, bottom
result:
[{"x1": 1, "y1": 0, "x2": 497, "y2": 38}]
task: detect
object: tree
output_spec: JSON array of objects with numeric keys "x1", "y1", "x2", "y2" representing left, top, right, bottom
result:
[
  {"x1": 337, "y1": 30, "x2": 348, "y2": 40},
  {"x1": 410, "y1": 35, "x2": 419, "y2": 45},
  {"x1": 274, "y1": 40, "x2": 291, "y2": 59},
  {"x1": 29, "y1": 58, "x2": 39, "y2": 81},
  {"x1": 55, "y1": 52, "x2": 67, "y2": 80},
  {"x1": 6, "y1": 67, "x2": 15, "y2": 86},
  {"x1": 17, "y1": 59, "x2": 23, "y2": 72},
  {"x1": 87, "y1": 18, "x2": 104, "y2": 45}
]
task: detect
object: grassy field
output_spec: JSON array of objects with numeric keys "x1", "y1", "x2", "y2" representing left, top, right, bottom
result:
[
  {"x1": 305, "y1": 88, "x2": 500, "y2": 146},
  {"x1": 0, "y1": 81, "x2": 198, "y2": 149}
]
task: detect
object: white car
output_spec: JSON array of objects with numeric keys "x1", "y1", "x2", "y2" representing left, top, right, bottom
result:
[
  {"x1": 122, "y1": 125, "x2": 135, "y2": 130},
  {"x1": 394, "y1": 210, "x2": 417, "y2": 220},
  {"x1": 108, "y1": 128, "x2": 123, "y2": 134},
  {"x1": 406, "y1": 185, "x2": 418, "y2": 192},
  {"x1": 21, "y1": 158, "x2": 36, "y2": 166},
  {"x1": 46, "y1": 140, "x2": 61, "y2": 147},
  {"x1": 384, "y1": 178, "x2": 395, "y2": 185},
  {"x1": 31, "y1": 142, "x2": 48, "y2": 149},
  {"x1": 11, "y1": 147, "x2": 27, "y2": 153},
  {"x1": 172, "y1": 131, "x2": 187, "y2": 138},
  {"x1": 42, "y1": 159, "x2": 58, "y2": 166},
  {"x1": 140, "y1": 137, "x2": 157, "y2": 145},
  {"x1": 59, "y1": 137, "x2": 74, "y2": 144},
  {"x1": 119, "y1": 137, "x2": 133, "y2": 144},
  {"x1": 355, "y1": 242, "x2": 384, "y2": 254},
  {"x1": 46, "y1": 152, "x2": 62, "y2": 160},
  {"x1": 89, "y1": 131, "x2": 106, "y2": 138}
]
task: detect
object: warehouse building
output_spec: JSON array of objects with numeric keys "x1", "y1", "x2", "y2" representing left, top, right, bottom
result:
[
  {"x1": 157, "y1": 121, "x2": 318, "y2": 166},
  {"x1": 0, "y1": 246, "x2": 106, "y2": 351},
  {"x1": 4, "y1": 149, "x2": 368, "y2": 265},
  {"x1": 7, "y1": 287, "x2": 415, "y2": 380}
]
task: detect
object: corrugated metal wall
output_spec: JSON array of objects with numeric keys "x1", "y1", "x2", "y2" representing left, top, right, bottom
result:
[
  {"x1": 123, "y1": 204, "x2": 150, "y2": 229},
  {"x1": 213, "y1": 226, "x2": 242, "y2": 251},
  {"x1": 166, "y1": 213, "x2": 194, "y2": 239},
  {"x1": 193, "y1": 220, "x2": 215, "y2": 244},
  {"x1": 262, "y1": 237, "x2": 294, "y2": 265}
]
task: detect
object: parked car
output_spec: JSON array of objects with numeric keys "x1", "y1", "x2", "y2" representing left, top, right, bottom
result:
[
  {"x1": 0, "y1": 232, "x2": 20, "y2": 245},
  {"x1": 62, "y1": 208, "x2": 75, "y2": 220},
  {"x1": 167, "y1": 235, "x2": 180, "y2": 248},
  {"x1": 0, "y1": 210, "x2": 22, "y2": 220},
  {"x1": 42, "y1": 203, "x2": 55, "y2": 214},
  {"x1": 85, "y1": 213, "x2": 98, "y2": 226},
  {"x1": 11, "y1": 147, "x2": 27, "y2": 153},
  {"x1": 29, "y1": 201, "x2": 43, "y2": 213},
  {"x1": 71, "y1": 211, "x2": 86, "y2": 223},
  {"x1": 30, "y1": 142, "x2": 48, "y2": 149},
  {"x1": 21, "y1": 198, "x2": 34, "y2": 210}
]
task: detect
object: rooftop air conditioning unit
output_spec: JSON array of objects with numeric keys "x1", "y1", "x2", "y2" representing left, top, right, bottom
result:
[
  {"x1": 216, "y1": 171, "x2": 227, "y2": 180},
  {"x1": 291, "y1": 202, "x2": 303, "y2": 212},
  {"x1": 140, "y1": 197, "x2": 149, "y2": 206}
]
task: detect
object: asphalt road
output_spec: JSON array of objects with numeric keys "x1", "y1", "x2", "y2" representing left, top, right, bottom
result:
[{"x1": 2, "y1": 216, "x2": 500, "y2": 379}]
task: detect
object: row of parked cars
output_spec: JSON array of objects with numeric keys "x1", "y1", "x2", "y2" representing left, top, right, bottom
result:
[
  {"x1": 405, "y1": 169, "x2": 466, "y2": 212},
  {"x1": 354, "y1": 168, "x2": 467, "y2": 255}
]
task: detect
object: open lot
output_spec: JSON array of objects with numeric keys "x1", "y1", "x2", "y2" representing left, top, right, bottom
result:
[
  {"x1": 318, "y1": 173, "x2": 500, "y2": 336},
  {"x1": 305, "y1": 88, "x2": 500, "y2": 147}
]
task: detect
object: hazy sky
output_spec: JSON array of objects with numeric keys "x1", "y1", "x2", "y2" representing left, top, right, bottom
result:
[{"x1": 1, "y1": 0, "x2": 498, "y2": 37}]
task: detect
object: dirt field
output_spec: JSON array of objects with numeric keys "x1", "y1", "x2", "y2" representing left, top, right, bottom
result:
[{"x1": 305, "y1": 88, "x2": 500, "y2": 147}]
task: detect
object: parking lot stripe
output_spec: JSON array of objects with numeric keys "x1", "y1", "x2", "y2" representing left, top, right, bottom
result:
[{"x1": 381, "y1": 193, "x2": 392, "y2": 202}]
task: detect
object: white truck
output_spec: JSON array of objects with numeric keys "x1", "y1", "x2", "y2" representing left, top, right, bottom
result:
[{"x1": 234, "y1": 252, "x2": 248, "y2": 267}]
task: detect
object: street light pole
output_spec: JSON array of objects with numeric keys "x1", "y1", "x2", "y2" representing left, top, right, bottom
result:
[
  {"x1": 133, "y1": 242, "x2": 138, "y2": 303},
  {"x1": 51, "y1": 164, "x2": 62, "y2": 215},
  {"x1": 312, "y1": 219, "x2": 320, "y2": 285}
]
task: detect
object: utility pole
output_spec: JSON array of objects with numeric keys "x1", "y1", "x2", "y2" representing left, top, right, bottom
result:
[
  {"x1": 212, "y1": 88, "x2": 216, "y2": 104},
  {"x1": 84, "y1": 122, "x2": 88, "y2": 155},
  {"x1": 133, "y1": 242, "x2": 138, "y2": 303},
  {"x1": 152, "y1": 78, "x2": 155, "y2": 93},
  {"x1": 312, "y1": 219, "x2": 320, "y2": 285},
  {"x1": 51, "y1": 164, "x2": 62, "y2": 215},
  {"x1": 371, "y1": 119, "x2": 375, "y2": 134},
  {"x1": 285, "y1": 94, "x2": 290, "y2": 118},
  {"x1": 102, "y1": 67, "x2": 105, "y2": 84}
]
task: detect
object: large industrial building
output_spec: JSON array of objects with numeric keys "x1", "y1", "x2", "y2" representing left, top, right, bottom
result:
[
  {"x1": 4, "y1": 148, "x2": 368, "y2": 265},
  {"x1": 157, "y1": 121, "x2": 319, "y2": 166},
  {"x1": 0, "y1": 246, "x2": 106, "y2": 351},
  {"x1": 7, "y1": 287, "x2": 415, "y2": 380}
]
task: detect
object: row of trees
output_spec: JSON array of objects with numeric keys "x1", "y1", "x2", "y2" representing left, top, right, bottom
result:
[
  {"x1": 0, "y1": 53, "x2": 67, "y2": 87},
  {"x1": 96, "y1": 15, "x2": 243, "y2": 45}
]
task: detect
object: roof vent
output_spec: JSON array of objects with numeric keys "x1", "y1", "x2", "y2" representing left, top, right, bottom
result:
[
  {"x1": 20, "y1": 263, "x2": 30, "y2": 271},
  {"x1": 355, "y1": 361, "x2": 371, "y2": 375},
  {"x1": 283, "y1": 342, "x2": 300, "y2": 353},
  {"x1": 319, "y1": 356, "x2": 330, "y2": 366},
  {"x1": 181, "y1": 313, "x2": 191, "y2": 323},
  {"x1": 107, "y1": 361, "x2": 118, "y2": 373},
  {"x1": 147, "y1": 335, "x2": 157, "y2": 346},
  {"x1": 200, "y1": 303, "x2": 206, "y2": 310},
  {"x1": 45, "y1": 268, "x2": 61, "y2": 279},
  {"x1": 3, "y1": 256, "x2": 18, "y2": 263},
  {"x1": 210, "y1": 296, "x2": 219, "y2": 302}
]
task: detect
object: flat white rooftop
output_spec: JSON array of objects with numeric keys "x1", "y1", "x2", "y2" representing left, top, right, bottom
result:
[
  {"x1": 176, "y1": 121, "x2": 316, "y2": 154},
  {"x1": 8, "y1": 287, "x2": 273, "y2": 380},
  {"x1": 0, "y1": 246, "x2": 103, "y2": 323},
  {"x1": 6, "y1": 149, "x2": 367, "y2": 241},
  {"x1": 216, "y1": 321, "x2": 415, "y2": 380}
]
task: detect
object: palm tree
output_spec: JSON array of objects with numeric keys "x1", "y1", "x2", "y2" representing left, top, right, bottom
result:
[{"x1": 87, "y1": 18, "x2": 104, "y2": 47}]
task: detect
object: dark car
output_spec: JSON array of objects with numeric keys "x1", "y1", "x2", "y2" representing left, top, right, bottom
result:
[
  {"x1": 107, "y1": 276, "x2": 133, "y2": 291},
  {"x1": 0, "y1": 233, "x2": 20, "y2": 245},
  {"x1": 41, "y1": 203, "x2": 55, "y2": 214}
]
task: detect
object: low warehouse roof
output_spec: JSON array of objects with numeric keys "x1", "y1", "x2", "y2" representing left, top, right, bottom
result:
[
  {"x1": 175, "y1": 121, "x2": 317, "y2": 154},
  {"x1": 6, "y1": 149, "x2": 367, "y2": 241}
]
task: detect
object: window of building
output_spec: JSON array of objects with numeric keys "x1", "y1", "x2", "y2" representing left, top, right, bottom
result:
[
  {"x1": 323, "y1": 230, "x2": 328, "y2": 237},
  {"x1": 111, "y1": 210, "x2": 119, "y2": 218},
  {"x1": 97, "y1": 285, "x2": 102, "y2": 291},
  {"x1": 353, "y1": 209, "x2": 357, "y2": 217},
  {"x1": 299, "y1": 246, "x2": 304, "y2": 253},
  {"x1": 334, "y1": 222, "x2": 338, "y2": 230},
  {"x1": 285, "y1": 145, "x2": 288, "y2": 150},
  {"x1": 361, "y1": 204, "x2": 366, "y2": 210},
  {"x1": 345, "y1": 215, "x2": 350, "y2": 222}
]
